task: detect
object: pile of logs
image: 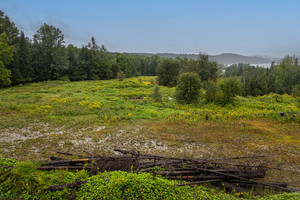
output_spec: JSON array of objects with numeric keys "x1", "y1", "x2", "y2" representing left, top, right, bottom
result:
[{"x1": 36, "y1": 148, "x2": 299, "y2": 193}]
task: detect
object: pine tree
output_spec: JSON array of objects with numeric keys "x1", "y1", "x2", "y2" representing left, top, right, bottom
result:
[
  {"x1": 79, "y1": 45, "x2": 91, "y2": 80},
  {"x1": 68, "y1": 45, "x2": 87, "y2": 81},
  {"x1": 18, "y1": 31, "x2": 33, "y2": 82},
  {"x1": 33, "y1": 23, "x2": 67, "y2": 80}
]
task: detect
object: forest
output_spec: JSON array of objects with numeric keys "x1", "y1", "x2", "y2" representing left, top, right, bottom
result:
[{"x1": 1, "y1": 10, "x2": 300, "y2": 101}]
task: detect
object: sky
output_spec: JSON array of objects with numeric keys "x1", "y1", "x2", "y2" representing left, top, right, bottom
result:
[{"x1": 1, "y1": 0, "x2": 300, "y2": 57}]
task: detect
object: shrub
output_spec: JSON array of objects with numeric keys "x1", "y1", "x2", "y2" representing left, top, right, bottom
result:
[
  {"x1": 151, "y1": 86, "x2": 162, "y2": 102},
  {"x1": 0, "y1": 158, "x2": 237, "y2": 200},
  {"x1": 216, "y1": 76, "x2": 242, "y2": 106},
  {"x1": 91, "y1": 75, "x2": 99, "y2": 80},
  {"x1": 292, "y1": 84, "x2": 300, "y2": 97},
  {"x1": 117, "y1": 71, "x2": 125, "y2": 81},
  {"x1": 156, "y1": 58, "x2": 181, "y2": 87},
  {"x1": 59, "y1": 76, "x2": 70, "y2": 82},
  {"x1": 204, "y1": 80, "x2": 218, "y2": 102},
  {"x1": 175, "y1": 72, "x2": 202, "y2": 104}
]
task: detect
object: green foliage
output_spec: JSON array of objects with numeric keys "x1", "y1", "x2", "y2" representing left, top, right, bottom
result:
[
  {"x1": 33, "y1": 23, "x2": 68, "y2": 81},
  {"x1": 241, "y1": 66, "x2": 274, "y2": 96},
  {"x1": 1, "y1": 157, "x2": 299, "y2": 199},
  {"x1": 67, "y1": 45, "x2": 87, "y2": 81},
  {"x1": 0, "y1": 157, "x2": 89, "y2": 200},
  {"x1": 216, "y1": 76, "x2": 242, "y2": 106},
  {"x1": 151, "y1": 86, "x2": 162, "y2": 102},
  {"x1": 183, "y1": 53, "x2": 218, "y2": 82},
  {"x1": 204, "y1": 80, "x2": 218, "y2": 102},
  {"x1": 77, "y1": 171, "x2": 236, "y2": 200},
  {"x1": 117, "y1": 71, "x2": 125, "y2": 81},
  {"x1": 0, "y1": 32, "x2": 14, "y2": 65},
  {"x1": 0, "y1": 157, "x2": 237, "y2": 200},
  {"x1": 225, "y1": 58, "x2": 300, "y2": 97},
  {"x1": 0, "y1": 10, "x2": 19, "y2": 44},
  {"x1": 176, "y1": 72, "x2": 202, "y2": 104},
  {"x1": 17, "y1": 31, "x2": 34, "y2": 82},
  {"x1": 274, "y1": 56, "x2": 300, "y2": 94},
  {"x1": 156, "y1": 58, "x2": 181, "y2": 87},
  {"x1": 0, "y1": 61, "x2": 12, "y2": 87},
  {"x1": 0, "y1": 32, "x2": 13, "y2": 87},
  {"x1": 260, "y1": 192, "x2": 300, "y2": 200},
  {"x1": 292, "y1": 84, "x2": 300, "y2": 97}
]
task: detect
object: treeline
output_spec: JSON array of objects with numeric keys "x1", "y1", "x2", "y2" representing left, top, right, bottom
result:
[
  {"x1": 1, "y1": 10, "x2": 300, "y2": 100},
  {"x1": 224, "y1": 59, "x2": 300, "y2": 96},
  {"x1": 0, "y1": 10, "x2": 159, "y2": 86},
  {"x1": 155, "y1": 55, "x2": 300, "y2": 105}
]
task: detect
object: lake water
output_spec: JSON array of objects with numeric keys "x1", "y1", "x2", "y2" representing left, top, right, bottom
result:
[{"x1": 225, "y1": 63, "x2": 274, "y2": 68}]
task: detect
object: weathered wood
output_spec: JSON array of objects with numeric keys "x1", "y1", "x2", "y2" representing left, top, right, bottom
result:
[
  {"x1": 220, "y1": 182, "x2": 249, "y2": 193},
  {"x1": 42, "y1": 159, "x2": 91, "y2": 166},
  {"x1": 167, "y1": 175, "x2": 224, "y2": 180},
  {"x1": 50, "y1": 156, "x2": 66, "y2": 161},
  {"x1": 48, "y1": 181, "x2": 88, "y2": 191},
  {"x1": 197, "y1": 168, "x2": 298, "y2": 192},
  {"x1": 38, "y1": 166, "x2": 92, "y2": 170},
  {"x1": 176, "y1": 179, "x2": 223, "y2": 186},
  {"x1": 140, "y1": 160, "x2": 183, "y2": 168},
  {"x1": 56, "y1": 151, "x2": 87, "y2": 157},
  {"x1": 36, "y1": 149, "x2": 298, "y2": 194},
  {"x1": 114, "y1": 149, "x2": 275, "y2": 169}
]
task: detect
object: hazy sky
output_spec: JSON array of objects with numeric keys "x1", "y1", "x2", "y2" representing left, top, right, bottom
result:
[{"x1": 1, "y1": 0, "x2": 300, "y2": 57}]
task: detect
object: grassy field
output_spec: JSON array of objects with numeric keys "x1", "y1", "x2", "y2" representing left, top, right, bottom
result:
[{"x1": 0, "y1": 76, "x2": 300, "y2": 191}]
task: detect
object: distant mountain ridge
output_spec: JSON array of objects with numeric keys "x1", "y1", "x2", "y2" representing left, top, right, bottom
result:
[{"x1": 129, "y1": 52, "x2": 280, "y2": 65}]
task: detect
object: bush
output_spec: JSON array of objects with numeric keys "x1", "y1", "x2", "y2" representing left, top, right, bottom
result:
[
  {"x1": 0, "y1": 158, "x2": 237, "y2": 200},
  {"x1": 59, "y1": 76, "x2": 70, "y2": 82},
  {"x1": 117, "y1": 71, "x2": 125, "y2": 81},
  {"x1": 204, "y1": 80, "x2": 218, "y2": 102},
  {"x1": 175, "y1": 72, "x2": 202, "y2": 104},
  {"x1": 152, "y1": 86, "x2": 162, "y2": 102},
  {"x1": 156, "y1": 58, "x2": 181, "y2": 87},
  {"x1": 216, "y1": 76, "x2": 242, "y2": 106},
  {"x1": 292, "y1": 84, "x2": 300, "y2": 97}
]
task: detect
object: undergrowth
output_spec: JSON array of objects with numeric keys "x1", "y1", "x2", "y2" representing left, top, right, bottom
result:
[
  {"x1": 1, "y1": 157, "x2": 299, "y2": 200},
  {"x1": 0, "y1": 77, "x2": 299, "y2": 130}
]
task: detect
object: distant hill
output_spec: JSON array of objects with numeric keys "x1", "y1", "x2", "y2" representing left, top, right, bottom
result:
[
  {"x1": 129, "y1": 52, "x2": 279, "y2": 65},
  {"x1": 209, "y1": 53, "x2": 273, "y2": 64}
]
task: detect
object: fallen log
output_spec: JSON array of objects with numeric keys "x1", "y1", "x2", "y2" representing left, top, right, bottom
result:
[
  {"x1": 42, "y1": 159, "x2": 91, "y2": 166},
  {"x1": 48, "y1": 181, "x2": 88, "y2": 191},
  {"x1": 38, "y1": 166, "x2": 92, "y2": 170},
  {"x1": 197, "y1": 168, "x2": 298, "y2": 192},
  {"x1": 114, "y1": 149, "x2": 277, "y2": 170},
  {"x1": 50, "y1": 156, "x2": 66, "y2": 161},
  {"x1": 166, "y1": 175, "x2": 224, "y2": 180},
  {"x1": 176, "y1": 179, "x2": 223, "y2": 186},
  {"x1": 56, "y1": 151, "x2": 87, "y2": 158}
]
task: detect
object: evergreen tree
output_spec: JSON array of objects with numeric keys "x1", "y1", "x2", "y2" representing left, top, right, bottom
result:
[
  {"x1": 33, "y1": 23, "x2": 67, "y2": 80},
  {"x1": 183, "y1": 53, "x2": 218, "y2": 82},
  {"x1": 0, "y1": 10, "x2": 19, "y2": 45},
  {"x1": 68, "y1": 45, "x2": 87, "y2": 81},
  {"x1": 273, "y1": 56, "x2": 300, "y2": 94},
  {"x1": 79, "y1": 45, "x2": 92, "y2": 79},
  {"x1": 17, "y1": 31, "x2": 33, "y2": 82},
  {"x1": 98, "y1": 43, "x2": 113, "y2": 79}
]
